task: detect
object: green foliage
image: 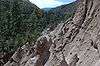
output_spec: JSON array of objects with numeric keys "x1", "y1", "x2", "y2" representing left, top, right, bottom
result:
[
  {"x1": 0, "y1": 0, "x2": 76, "y2": 53},
  {"x1": 0, "y1": 0, "x2": 43, "y2": 53},
  {"x1": 42, "y1": 2, "x2": 76, "y2": 28}
]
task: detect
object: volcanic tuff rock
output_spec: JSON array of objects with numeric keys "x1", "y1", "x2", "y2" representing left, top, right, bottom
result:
[{"x1": 4, "y1": 0, "x2": 100, "y2": 66}]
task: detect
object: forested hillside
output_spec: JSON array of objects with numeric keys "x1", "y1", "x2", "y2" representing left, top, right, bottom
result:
[
  {"x1": 0, "y1": 0, "x2": 43, "y2": 53},
  {"x1": 4, "y1": 0, "x2": 100, "y2": 66},
  {"x1": 0, "y1": 0, "x2": 76, "y2": 65},
  {"x1": 43, "y1": 1, "x2": 77, "y2": 28}
]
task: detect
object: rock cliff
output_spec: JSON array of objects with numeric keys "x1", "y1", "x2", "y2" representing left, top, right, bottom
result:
[{"x1": 4, "y1": 0, "x2": 100, "y2": 66}]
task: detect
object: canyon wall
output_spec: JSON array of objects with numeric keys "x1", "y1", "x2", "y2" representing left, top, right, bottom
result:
[{"x1": 4, "y1": 0, "x2": 100, "y2": 66}]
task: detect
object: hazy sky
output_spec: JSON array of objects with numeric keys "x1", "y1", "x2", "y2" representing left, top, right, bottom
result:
[{"x1": 29, "y1": 0, "x2": 76, "y2": 8}]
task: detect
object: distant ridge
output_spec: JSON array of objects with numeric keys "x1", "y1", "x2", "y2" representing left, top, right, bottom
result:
[{"x1": 42, "y1": 8, "x2": 51, "y2": 12}]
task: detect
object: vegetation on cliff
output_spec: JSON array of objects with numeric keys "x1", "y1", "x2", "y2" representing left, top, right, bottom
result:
[{"x1": 0, "y1": 0, "x2": 76, "y2": 53}]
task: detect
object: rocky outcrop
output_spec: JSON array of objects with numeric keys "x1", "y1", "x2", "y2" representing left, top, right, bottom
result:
[
  {"x1": 4, "y1": 35, "x2": 52, "y2": 66},
  {"x1": 4, "y1": 0, "x2": 100, "y2": 66}
]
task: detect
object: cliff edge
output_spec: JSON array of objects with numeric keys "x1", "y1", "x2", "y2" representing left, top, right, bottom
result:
[{"x1": 4, "y1": 0, "x2": 100, "y2": 66}]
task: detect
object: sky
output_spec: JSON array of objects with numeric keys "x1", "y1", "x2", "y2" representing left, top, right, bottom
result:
[{"x1": 29, "y1": 0, "x2": 76, "y2": 8}]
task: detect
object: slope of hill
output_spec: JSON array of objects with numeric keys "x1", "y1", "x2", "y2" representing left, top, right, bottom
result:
[
  {"x1": 0, "y1": 0, "x2": 77, "y2": 66},
  {"x1": 43, "y1": 1, "x2": 77, "y2": 28},
  {"x1": 0, "y1": 0, "x2": 43, "y2": 65},
  {"x1": 49, "y1": 1, "x2": 77, "y2": 16},
  {"x1": 4, "y1": 0, "x2": 100, "y2": 66}
]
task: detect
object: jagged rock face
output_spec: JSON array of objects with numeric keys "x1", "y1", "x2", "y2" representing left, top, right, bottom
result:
[
  {"x1": 4, "y1": 0, "x2": 100, "y2": 66},
  {"x1": 4, "y1": 35, "x2": 52, "y2": 66}
]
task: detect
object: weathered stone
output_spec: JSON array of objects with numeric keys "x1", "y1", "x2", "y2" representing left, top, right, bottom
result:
[{"x1": 4, "y1": 0, "x2": 100, "y2": 66}]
